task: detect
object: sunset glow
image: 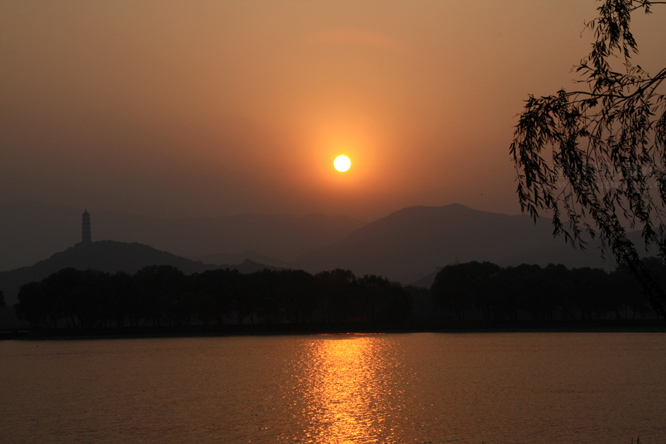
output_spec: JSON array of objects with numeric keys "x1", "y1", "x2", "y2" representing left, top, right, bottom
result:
[
  {"x1": 1, "y1": 1, "x2": 664, "y2": 221},
  {"x1": 2, "y1": 3, "x2": 666, "y2": 443}
]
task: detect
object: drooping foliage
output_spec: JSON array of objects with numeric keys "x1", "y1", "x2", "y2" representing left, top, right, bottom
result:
[{"x1": 510, "y1": 0, "x2": 666, "y2": 316}]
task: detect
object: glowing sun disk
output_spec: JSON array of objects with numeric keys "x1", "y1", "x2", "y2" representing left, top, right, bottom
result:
[{"x1": 334, "y1": 155, "x2": 351, "y2": 172}]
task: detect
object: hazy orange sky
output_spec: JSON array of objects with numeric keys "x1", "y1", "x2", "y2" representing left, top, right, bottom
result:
[{"x1": 2, "y1": 1, "x2": 665, "y2": 221}]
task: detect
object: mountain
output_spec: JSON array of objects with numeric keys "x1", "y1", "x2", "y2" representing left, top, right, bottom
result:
[
  {"x1": 0, "y1": 240, "x2": 284, "y2": 307},
  {"x1": 191, "y1": 251, "x2": 287, "y2": 269},
  {"x1": 292, "y1": 204, "x2": 615, "y2": 285},
  {"x1": 0, "y1": 202, "x2": 365, "y2": 271},
  {"x1": 0, "y1": 241, "x2": 213, "y2": 306},
  {"x1": 0, "y1": 202, "x2": 635, "y2": 303}
]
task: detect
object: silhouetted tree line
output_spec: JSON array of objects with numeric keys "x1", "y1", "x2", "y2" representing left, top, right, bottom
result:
[
  {"x1": 13, "y1": 259, "x2": 665, "y2": 332},
  {"x1": 15, "y1": 266, "x2": 411, "y2": 329},
  {"x1": 432, "y1": 259, "x2": 665, "y2": 322}
]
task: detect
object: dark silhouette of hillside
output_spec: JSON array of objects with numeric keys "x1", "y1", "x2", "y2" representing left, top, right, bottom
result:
[
  {"x1": 293, "y1": 204, "x2": 614, "y2": 284},
  {"x1": 0, "y1": 241, "x2": 217, "y2": 306},
  {"x1": 192, "y1": 251, "x2": 286, "y2": 269},
  {"x1": 0, "y1": 202, "x2": 365, "y2": 271},
  {"x1": 4, "y1": 202, "x2": 647, "y2": 302}
]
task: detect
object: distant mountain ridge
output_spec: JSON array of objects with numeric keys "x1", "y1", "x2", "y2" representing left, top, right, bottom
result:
[
  {"x1": 291, "y1": 204, "x2": 616, "y2": 284},
  {"x1": 1, "y1": 202, "x2": 631, "y2": 305},
  {"x1": 0, "y1": 240, "x2": 277, "y2": 306},
  {"x1": 191, "y1": 251, "x2": 287, "y2": 268},
  {"x1": 0, "y1": 202, "x2": 365, "y2": 271}
]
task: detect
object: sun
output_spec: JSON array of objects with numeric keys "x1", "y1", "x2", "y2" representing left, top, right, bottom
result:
[{"x1": 334, "y1": 155, "x2": 351, "y2": 172}]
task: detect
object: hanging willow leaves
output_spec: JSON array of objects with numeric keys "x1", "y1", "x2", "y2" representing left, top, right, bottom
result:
[{"x1": 510, "y1": 0, "x2": 666, "y2": 317}]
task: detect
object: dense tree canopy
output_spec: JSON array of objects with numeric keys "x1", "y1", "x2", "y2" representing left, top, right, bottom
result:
[
  {"x1": 15, "y1": 266, "x2": 412, "y2": 329},
  {"x1": 510, "y1": 0, "x2": 666, "y2": 316},
  {"x1": 431, "y1": 261, "x2": 659, "y2": 322},
  {"x1": 12, "y1": 261, "x2": 662, "y2": 331}
]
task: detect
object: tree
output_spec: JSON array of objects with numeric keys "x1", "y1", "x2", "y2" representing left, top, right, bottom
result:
[
  {"x1": 431, "y1": 261, "x2": 501, "y2": 320},
  {"x1": 315, "y1": 269, "x2": 357, "y2": 323},
  {"x1": 16, "y1": 282, "x2": 49, "y2": 327},
  {"x1": 132, "y1": 265, "x2": 186, "y2": 326},
  {"x1": 510, "y1": 0, "x2": 666, "y2": 317}
]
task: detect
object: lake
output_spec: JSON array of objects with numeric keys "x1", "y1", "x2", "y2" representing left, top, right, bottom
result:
[{"x1": 1, "y1": 333, "x2": 665, "y2": 443}]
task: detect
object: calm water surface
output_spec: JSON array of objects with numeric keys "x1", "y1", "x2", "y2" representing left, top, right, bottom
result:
[{"x1": 1, "y1": 333, "x2": 665, "y2": 443}]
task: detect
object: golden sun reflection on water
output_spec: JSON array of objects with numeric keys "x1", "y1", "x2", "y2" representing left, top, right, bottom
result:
[{"x1": 293, "y1": 334, "x2": 404, "y2": 444}]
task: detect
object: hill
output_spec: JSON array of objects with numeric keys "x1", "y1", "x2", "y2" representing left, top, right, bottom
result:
[
  {"x1": 0, "y1": 241, "x2": 217, "y2": 306},
  {"x1": 292, "y1": 204, "x2": 615, "y2": 285},
  {"x1": 0, "y1": 202, "x2": 365, "y2": 271}
]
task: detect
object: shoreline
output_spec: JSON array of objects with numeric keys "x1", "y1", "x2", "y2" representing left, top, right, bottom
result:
[{"x1": 3, "y1": 319, "x2": 665, "y2": 340}]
